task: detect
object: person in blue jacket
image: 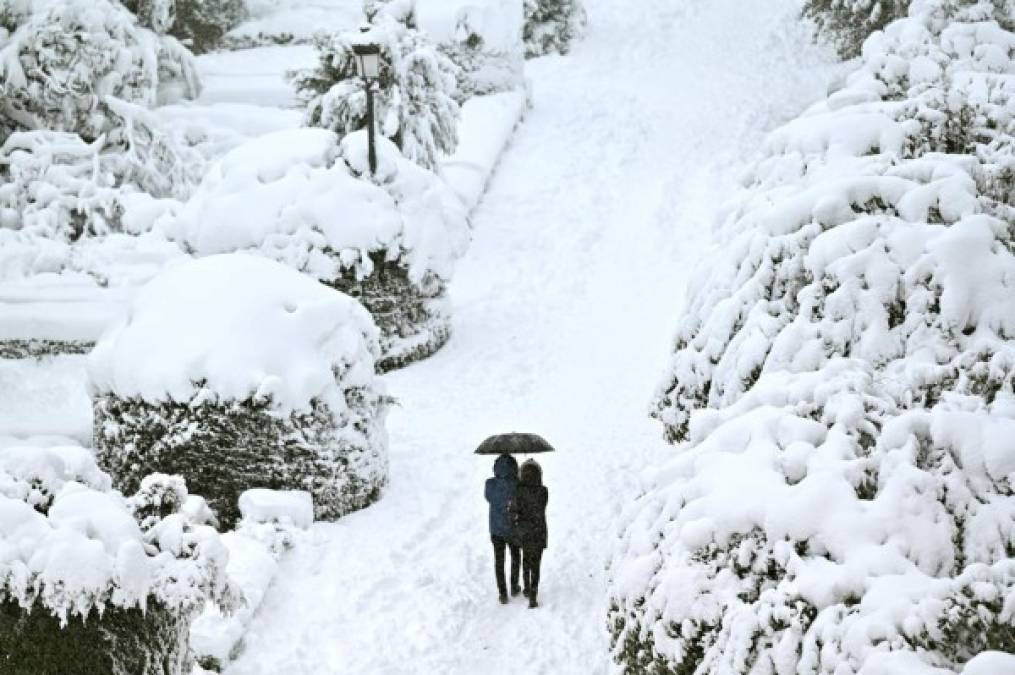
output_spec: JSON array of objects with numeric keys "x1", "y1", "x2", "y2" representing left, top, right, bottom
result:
[{"x1": 484, "y1": 453, "x2": 520, "y2": 604}]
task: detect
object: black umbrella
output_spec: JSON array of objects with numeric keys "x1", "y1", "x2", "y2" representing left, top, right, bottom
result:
[{"x1": 474, "y1": 432, "x2": 555, "y2": 455}]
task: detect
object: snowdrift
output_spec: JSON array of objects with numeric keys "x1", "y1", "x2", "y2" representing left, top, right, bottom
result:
[
  {"x1": 89, "y1": 253, "x2": 389, "y2": 527},
  {"x1": 610, "y1": 2, "x2": 1015, "y2": 674}
]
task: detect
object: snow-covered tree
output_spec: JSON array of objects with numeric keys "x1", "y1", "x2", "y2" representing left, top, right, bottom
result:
[
  {"x1": 0, "y1": 0, "x2": 201, "y2": 294},
  {"x1": 292, "y1": 17, "x2": 460, "y2": 171},
  {"x1": 89, "y1": 253, "x2": 391, "y2": 528},
  {"x1": 123, "y1": 0, "x2": 246, "y2": 53},
  {"x1": 0, "y1": 102, "x2": 201, "y2": 243},
  {"x1": 439, "y1": 35, "x2": 525, "y2": 101},
  {"x1": 522, "y1": 0, "x2": 586, "y2": 58},
  {"x1": 0, "y1": 444, "x2": 235, "y2": 674},
  {"x1": 160, "y1": 128, "x2": 469, "y2": 370},
  {"x1": 0, "y1": 0, "x2": 31, "y2": 33},
  {"x1": 803, "y1": 0, "x2": 911, "y2": 57},
  {"x1": 366, "y1": 0, "x2": 526, "y2": 101},
  {"x1": 0, "y1": 0, "x2": 200, "y2": 144},
  {"x1": 610, "y1": 2, "x2": 1015, "y2": 674},
  {"x1": 0, "y1": 0, "x2": 157, "y2": 142}
]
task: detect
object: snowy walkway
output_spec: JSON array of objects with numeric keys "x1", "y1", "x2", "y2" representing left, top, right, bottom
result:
[{"x1": 226, "y1": 1, "x2": 834, "y2": 673}]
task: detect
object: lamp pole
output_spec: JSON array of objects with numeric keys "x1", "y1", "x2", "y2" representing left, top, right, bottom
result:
[
  {"x1": 365, "y1": 80, "x2": 376, "y2": 175},
  {"x1": 352, "y1": 36, "x2": 382, "y2": 176}
]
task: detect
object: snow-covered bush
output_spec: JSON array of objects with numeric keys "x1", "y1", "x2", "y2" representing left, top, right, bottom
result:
[
  {"x1": 371, "y1": 0, "x2": 525, "y2": 101},
  {"x1": 161, "y1": 128, "x2": 469, "y2": 370},
  {"x1": 522, "y1": 0, "x2": 586, "y2": 58},
  {"x1": 0, "y1": 444, "x2": 234, "y2": 675},
  {"x1": 190, "y1": 491, "x2": 311, "y2": 671},
  {"x1": 0, "y1": 0, "x2": 200, "y2": 145},
  {"x1": 439, "y1": 37, "x2": 525, "y2": 101},
  {"x1": 124, "y1": 0, "x2": 248, "y2": 53},
  {"x1": 0, "y1": 104, "x2": 200, "y2": 244},
  {"x1": 292, "y1": 18, "x2": 460, "y2": 171},
  {"x1": 189, "y1": 488, "x2": 309, "y2": 669},
  {"x1": 0, "y1": 0, "x2": 201, "y2": 289},
  {"x1": 89, "y1": 253, "x2": 390, "y2": 529},
  {"x1": 803, "y1": 0, "x2": 911, "y2": 57},
  {"x1": 610, "y1": 2, "x2": 1015, "y2": 674}
]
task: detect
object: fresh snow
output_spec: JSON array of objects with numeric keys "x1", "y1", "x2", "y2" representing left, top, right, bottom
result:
[
  {"x1": 87, "y1": 253, "x2": 379, "y2": 412},
  {"x1": 221, "y1": 0, "x2": 836, "y2": 672},
  {"x1": 160, "y1": 128, "x2": 469, "y2": 285},
  {"x1": 225, "y1": 0, "x2": 363, "y2": 47},
  {"x1": 238, "y1": 489, "x2": 315, "y2": 530},
  {"x1": 441, "y1": 90, "x2": 528, "y2": 211},
  {"x1": 0, "y1": 443, "x2": 232, "y2": 624},
  {"x1": 414, "y1": 0, "x2": 524, "y2": 53},
  {"x1": 193, "y1": 45, "x2": 320, "y2": 107},
  {"x1": 0, "y1": 0, "x2": 852, "y2": 670},
  {"x1": 0, "y1": 358, "x2": 91, "y2": 443}
]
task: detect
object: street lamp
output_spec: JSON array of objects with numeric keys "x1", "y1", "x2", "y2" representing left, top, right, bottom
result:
[{"x1": 352, "y1": 37, "x2": 382, "y2": 175}]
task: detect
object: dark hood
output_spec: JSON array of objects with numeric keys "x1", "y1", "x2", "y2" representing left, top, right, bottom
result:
[
  {"x1": 493, "y1": 453, "x2": 518, "y2": 479},
  {"x1": 520, "y1": 459, "x2": 542, "y2": 486}
]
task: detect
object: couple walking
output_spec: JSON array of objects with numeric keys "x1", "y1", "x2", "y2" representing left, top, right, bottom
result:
[{"x1": 484, "y1": 454, "x2": 548, "y2": 608}]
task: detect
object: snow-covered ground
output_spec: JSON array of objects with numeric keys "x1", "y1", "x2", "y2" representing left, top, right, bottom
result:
[
  {"x1": 221, "y1": 0, "x2": 837, "y2": 673},
  {"x1": 0, "y1": 0, "x2": 839, "y2": 670},
  {"x1": 193, "y1": 45, "x2": 320, "y2": 107}
]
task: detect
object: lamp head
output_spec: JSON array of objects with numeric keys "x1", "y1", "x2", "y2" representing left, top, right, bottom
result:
[{"x1": 352, "y1": 42, "x2": 382, "y2": 79}]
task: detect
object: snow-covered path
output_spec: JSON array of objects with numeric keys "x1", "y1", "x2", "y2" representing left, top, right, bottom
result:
[{"x1": 227, "y1": 2, "x2": 834, "y2": 673}]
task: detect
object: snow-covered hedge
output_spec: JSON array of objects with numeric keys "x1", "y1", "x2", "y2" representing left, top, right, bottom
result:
[
  {"x1": 161, "y1": 128, "x2": 469, "y2": 369},
  {"x1": 292, "y1": 17, "x2": 460, "y2": 172},
  {"x1": 0, "y1": 444, "x2": 235, "y2": 674},
  {"x1": 610, "y1": 2, "x2": 1015, "y2": 674},
  {"x1": 89, "y1": 254, "x2": 390, "y2": 528},
  {"x1": 522, "y1": 0, "x2": 586, "y2": 58}
]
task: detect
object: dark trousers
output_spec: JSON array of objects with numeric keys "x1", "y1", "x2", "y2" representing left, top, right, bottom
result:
[
  {"x1": 491, "y1": 536, "x2": 520, "y2": 595},
  {"x1": 522, "y1": 545, "x2": 543, "y2": 595}
]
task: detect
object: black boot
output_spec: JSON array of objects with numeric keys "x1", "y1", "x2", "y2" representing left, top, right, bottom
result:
[
  {"x1": 499, "y1": 593, "x2": 508, "y2": 605},
  {"x1": 528, "y1": 592, "x2": 538, "y2": 609},
  {"x1": 511, "y1": 585, "x2": 522, "y2": 597}
]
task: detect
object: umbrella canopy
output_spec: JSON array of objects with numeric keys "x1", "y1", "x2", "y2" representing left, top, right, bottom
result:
[{"x1": 474, "y1": 432, "x2": 555, "y2": 455}]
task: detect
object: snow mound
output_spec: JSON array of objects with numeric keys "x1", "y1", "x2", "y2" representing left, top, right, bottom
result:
[
  {"x1": 161, "y1": 128, "x2": 469, "y2": 287},
  {"x1": 0, "y1": 444, "x2": 233, "y2": 625},
  {"x1": 962, "y1": 651, "x2": 1015, "y2": 675},
  {"x1": 239, "y1": 489, "x2": 314, "y2": 530},
  {"x1": 88, "y1": 253, "x2": 380, "y2": 413},
  {"x1": 612, "y1": 3, "x2": 1015, "y2": 674}
]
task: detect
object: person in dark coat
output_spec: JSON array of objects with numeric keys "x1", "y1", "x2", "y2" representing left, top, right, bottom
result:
[
  {"x1": 484, "y1": 453, "x2": 520, "y2": 604},
  {"x1": 511, "y1": 459, "x2": 548, "y2": 608}
]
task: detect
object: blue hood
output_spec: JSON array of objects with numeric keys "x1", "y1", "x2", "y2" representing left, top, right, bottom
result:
[{"x1": 493, "y1": 454, "x2": 518, "y2": 479}]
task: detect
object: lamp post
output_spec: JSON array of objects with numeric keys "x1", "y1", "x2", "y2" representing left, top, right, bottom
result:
[{"x1": 352, "y1": 37, "x2": 381, "y2": 175}]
